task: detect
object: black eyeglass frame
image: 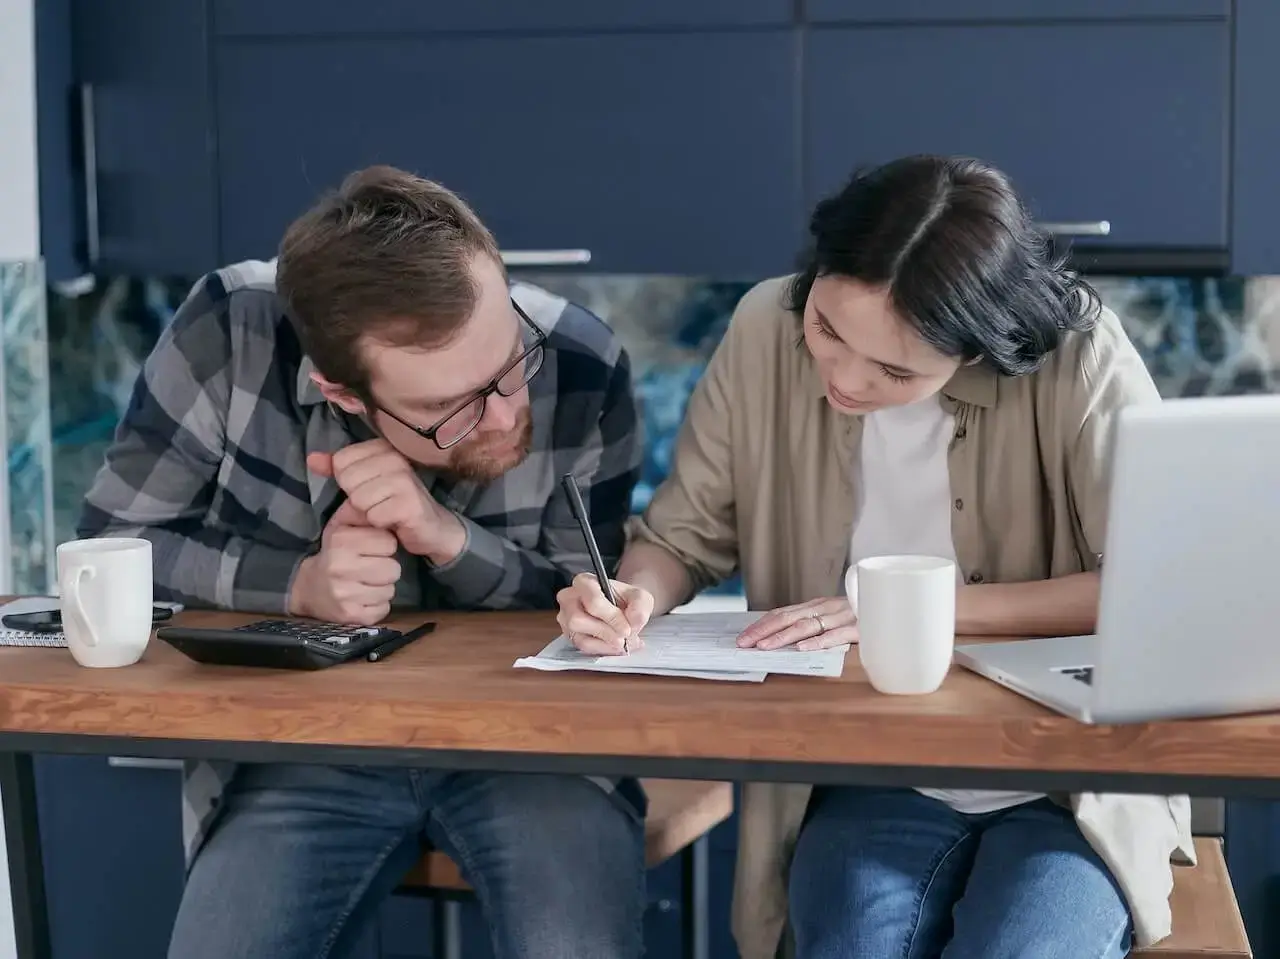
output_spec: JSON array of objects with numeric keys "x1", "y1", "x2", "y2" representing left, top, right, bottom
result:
[{"x1": 372, "y1": 299, "x2": 546, "y2": 450}]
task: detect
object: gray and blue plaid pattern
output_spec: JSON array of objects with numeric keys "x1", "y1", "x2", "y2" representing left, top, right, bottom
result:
[{"x1": 78, "y1": 259, "x2": 642, "y2": 858}]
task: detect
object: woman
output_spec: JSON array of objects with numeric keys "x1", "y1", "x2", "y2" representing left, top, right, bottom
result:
[{"x1": 557, "y1": 156, "x2": 1192, "y2": 959}]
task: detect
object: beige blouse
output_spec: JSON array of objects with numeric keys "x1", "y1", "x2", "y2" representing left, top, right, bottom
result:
[{"x1": 630, "y1": 276, "x2": 1194, "y2": 958}]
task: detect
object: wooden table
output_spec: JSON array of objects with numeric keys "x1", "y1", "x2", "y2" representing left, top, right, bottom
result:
[{"x1": 3, "y1": 608, "x2": 1280, "y2": 959}]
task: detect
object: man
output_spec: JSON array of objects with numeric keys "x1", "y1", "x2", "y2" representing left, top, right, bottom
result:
[{"x1": 79, "y1": 166, "x2": 646, "y2": 958}]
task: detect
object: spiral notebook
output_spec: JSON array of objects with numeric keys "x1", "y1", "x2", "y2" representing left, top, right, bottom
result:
[{"x1": 0, "y1": 597, "x2": 67, "y2": 647}]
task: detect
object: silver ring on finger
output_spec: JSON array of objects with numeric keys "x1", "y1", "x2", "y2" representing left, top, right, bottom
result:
[{"x1": 810, "y1": 613, "x2": 827, "y2": 634}]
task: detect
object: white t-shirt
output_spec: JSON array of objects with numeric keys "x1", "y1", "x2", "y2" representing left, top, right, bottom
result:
[{"x1": 849, "y1": 394, "x2": 1042, "y2": 815}]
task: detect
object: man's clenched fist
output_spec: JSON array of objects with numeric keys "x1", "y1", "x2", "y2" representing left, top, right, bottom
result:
[
  {"x1": 307, "y1": 439, "x2": 465, "y2": 563},
  {"x1": 288, "y1": 504, "x2": 401, "y2": 625}
]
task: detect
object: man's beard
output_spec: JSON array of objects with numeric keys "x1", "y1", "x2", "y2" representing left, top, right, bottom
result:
[{"x1": 445, "y1": 406, "x2": 534, "y2": 482}]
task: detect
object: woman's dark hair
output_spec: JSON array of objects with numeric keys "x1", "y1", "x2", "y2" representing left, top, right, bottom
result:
[{"x1": 785, "y1": 155, "x2": 1100, "y2": 376}]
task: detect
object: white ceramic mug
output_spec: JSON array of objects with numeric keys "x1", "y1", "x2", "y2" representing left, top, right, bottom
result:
[
  {"x1": 844, "y1": 555, "x2": 956, "y2": 695},
  {"x1": 57, "y1": 538, "x2": 154, "y2": 668}
]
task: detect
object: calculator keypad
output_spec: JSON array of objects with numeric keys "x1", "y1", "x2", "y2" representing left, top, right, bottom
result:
[{"x1": 234, "y1": 620, "x2": 391, "y2": 646}]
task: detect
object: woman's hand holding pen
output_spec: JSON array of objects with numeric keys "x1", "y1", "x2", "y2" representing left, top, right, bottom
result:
[{"x1": 556, "y1": 573, "x2": 655, "y2": 656}]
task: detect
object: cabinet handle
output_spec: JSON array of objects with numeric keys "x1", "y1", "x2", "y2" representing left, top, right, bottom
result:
[
  {"x1": 107, "y1": 757, "x2": 184, "y2": 770},
  {"x1": 78, "y1": 82, "x2": 101, "y2": 267},
  {"x1": 500, "y1": 249, "x2": 592, "y2": 268},
  {"x1": 1038, "y1": 221, "x2": 1111, "y2": 238}
]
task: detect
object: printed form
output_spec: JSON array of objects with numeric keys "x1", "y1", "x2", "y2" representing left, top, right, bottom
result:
[{"x1": 514, "y1": 612, "x2": 849, "y2": 682}]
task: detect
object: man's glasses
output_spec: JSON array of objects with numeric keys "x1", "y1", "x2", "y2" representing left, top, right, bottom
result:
[{"x1": 375, "y1": 299, "x2": 546, "y2": 450}]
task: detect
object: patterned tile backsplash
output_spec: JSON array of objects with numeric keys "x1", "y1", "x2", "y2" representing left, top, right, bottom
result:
[
  {"x1": 23, "y1": 271, "x2": 1280, "y2": 596},
  {"x1": 0, "y1": 261, "x2": 54, "y2": 595}
]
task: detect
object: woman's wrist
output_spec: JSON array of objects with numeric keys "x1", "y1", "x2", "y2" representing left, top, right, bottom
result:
[
  {"x1": 955, "y1": 572, "x2": 1101, "y2": 637},
  {"x1": 617, "y1": 541, "x2": 696, "y2": 616}
]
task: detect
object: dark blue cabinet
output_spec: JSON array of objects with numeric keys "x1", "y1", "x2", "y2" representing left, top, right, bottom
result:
[
  {"x1": 33, "y1": 0, "x2": 78, "y2": 282},
  {"x1": 68, "y1": 0, "x2": 218, "y2": 277},
  {"x1": 807, "y1": 0, "x2": 1229, "y2": 22},
  {"x1": 212, "y1": 0, "x2": 793, "y2": 36},
  {"x1": 35, "y1": 756, "x2": 185, "y2": 959},
  {"x1": 36, "y1": 0, "x2": 1280, "y2": 276},
  {"x1": 377, "y1": 895, "x2": 434, "y2": 958},
  {"x1": 1226, "y1": 801, "x2": 1280, "y2": 959},
  {"x1": 804, "y1": 21, "x2": 1231, "y2": 251},
  {"x1": 1230, "y1": 0, "x2": 1280, "y2": 275},
  {"x1": 214, "y1": 29, "x2": 800, "y2": 276}
]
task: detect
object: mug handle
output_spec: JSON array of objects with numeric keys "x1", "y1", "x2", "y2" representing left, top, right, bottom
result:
[
  {"x1": 64, "y1": 566, "x2": 100, "y2": 647},
  {"x1": 843, "y1": 564, "x2": 859, "y2": 619}
]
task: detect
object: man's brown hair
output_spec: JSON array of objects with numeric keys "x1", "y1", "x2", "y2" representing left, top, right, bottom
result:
[{"x1": 276, "y1": 165, "x2": 502, "y2": 398}]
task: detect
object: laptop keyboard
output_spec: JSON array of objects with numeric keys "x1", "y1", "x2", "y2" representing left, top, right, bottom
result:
[{"x1": 1058, "y1": 665, "x2": 1094, "y2": 685}]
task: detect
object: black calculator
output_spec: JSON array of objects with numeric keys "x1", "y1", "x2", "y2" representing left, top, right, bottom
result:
[{"x1": 156, "y1": 618, "x2": 404, "y2": 670}]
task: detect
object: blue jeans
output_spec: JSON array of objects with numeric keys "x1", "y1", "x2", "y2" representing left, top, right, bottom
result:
[
  {"x1": 789, "y1": 787, "x2": 1132, "y2": 959},
  {"x1": 167, "y1": 764, "x2": 646, "y2": 959}
]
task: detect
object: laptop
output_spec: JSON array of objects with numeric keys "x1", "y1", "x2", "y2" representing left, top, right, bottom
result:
[{"x1": 955, "y1": 395, "x2": 1280, "y2": 724}]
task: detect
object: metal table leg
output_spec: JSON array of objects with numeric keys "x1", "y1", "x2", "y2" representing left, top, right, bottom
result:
[
  {"x1": 432, "y1": 897, "x2": 463, "y2": 959},
  {"x1": 0, "y1": 752, "x2": 51, "y2": 959},
  {"x1": 681, "y1": 835, "x2": 710, "y2": 959}
]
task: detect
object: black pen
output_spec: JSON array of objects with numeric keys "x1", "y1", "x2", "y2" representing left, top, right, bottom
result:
[
  {"x1": 367, "y1": 621, "x2": 436, "y2": 662},
  {"x1": 560, "y1": 473, "x2": 627, "y2": 653}
]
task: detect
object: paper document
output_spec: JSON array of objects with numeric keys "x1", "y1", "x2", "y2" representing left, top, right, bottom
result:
[
  {"x1": 515, "y1": 638, "x2": 766, "y2": 682},
  {"x1": 514, "y1": 611, "x2": 848, "y2": 681}
]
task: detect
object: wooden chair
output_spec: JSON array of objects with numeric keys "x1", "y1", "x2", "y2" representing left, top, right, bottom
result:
[
  {"x1": 1132, "y1": 798, "x2": 1251, "y2": 959},
  {"x1": 398, "y1": 779, "x2": 733, "y2": 959}
]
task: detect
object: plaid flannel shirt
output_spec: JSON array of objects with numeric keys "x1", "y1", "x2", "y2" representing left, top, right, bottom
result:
[{"x1": 78, "y1": 259, "x2": 642, "y2": 859}]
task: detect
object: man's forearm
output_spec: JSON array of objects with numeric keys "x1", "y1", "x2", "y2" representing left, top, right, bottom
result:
[
  {"x1": 426, "y1": 515, "x2": 579, "y2": 610},
  {"x1": 417, "y1": 508, "x2": 468, "y2": 567},
  {"x1": 76, "y1": 516, "x2": 308, "y2": 613},
  {"x1": 955, "y1": 571, "x2": 1101, "y2": 636}
]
